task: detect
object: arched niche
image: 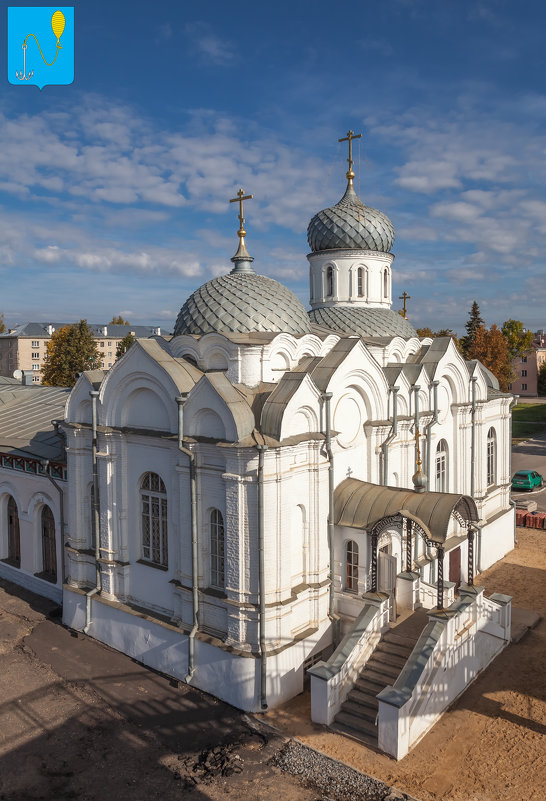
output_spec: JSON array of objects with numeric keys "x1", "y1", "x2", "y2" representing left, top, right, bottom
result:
[
  {"x1": 76, "y1": 399, "x2": 92, "y2": 425},
  {"x1": 190, "y1": 408, "x2": 226, "y2": 440},
  {"x1": 121, "y1": 387, "x2": 171, "y2": 431},
  {"x1": 205, "y1": 350, "x2": 229, "y2": 371}
]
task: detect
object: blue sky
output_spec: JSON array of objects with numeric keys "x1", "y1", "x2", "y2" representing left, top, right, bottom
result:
[{"x1": 1, "y1": 0, "x2": 545, "y2": 334}]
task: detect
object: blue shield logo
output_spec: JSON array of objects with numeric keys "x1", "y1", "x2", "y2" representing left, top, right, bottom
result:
[{"x1": 8, "y1": 7, "x2": 74, "y2": 89}]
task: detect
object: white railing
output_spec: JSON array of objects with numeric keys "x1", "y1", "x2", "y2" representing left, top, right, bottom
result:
[
  {"x1": 377, "y1": 587, "x2": 511, "y2": 760},
  {"x1": 418, "y1": 579, "x2": 456, "y2": 609},
  {"x1": 308, "y1": 593, "x2": 390, "y2": 725}
]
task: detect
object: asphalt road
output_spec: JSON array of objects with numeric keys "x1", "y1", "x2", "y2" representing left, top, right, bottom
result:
[{"x1": 511, "y1": 432, "x2": 546, "y2": 512}]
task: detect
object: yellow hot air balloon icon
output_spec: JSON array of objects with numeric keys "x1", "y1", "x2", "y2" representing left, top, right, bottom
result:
[{"x1": 51, "y1": 10, "x2": 65, "y2": 43}]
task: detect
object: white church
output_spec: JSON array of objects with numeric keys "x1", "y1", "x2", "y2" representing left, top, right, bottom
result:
[{"x1": 1, "y1": 134, "x2": 515, "y2": 758}]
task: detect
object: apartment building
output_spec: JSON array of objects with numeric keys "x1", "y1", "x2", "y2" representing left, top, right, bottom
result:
[
  {"x1": 0, "y1": 322, "x2": 163, "y2": 384},
  {"x1": 509, "y1": 330, "x2": 546, "y2": 396}
]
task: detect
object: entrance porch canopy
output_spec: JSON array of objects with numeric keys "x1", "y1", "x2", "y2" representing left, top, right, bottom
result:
[{"x1": 334, "y1": 478, "x2": 478, "y2": 544}]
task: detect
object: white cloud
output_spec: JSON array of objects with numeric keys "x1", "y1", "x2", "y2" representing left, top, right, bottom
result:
[{"x1": 184, "y1": 22, "x2": 236, "y2": 66}]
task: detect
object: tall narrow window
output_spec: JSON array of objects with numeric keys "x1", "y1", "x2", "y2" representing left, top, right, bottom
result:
[
  {"x1": 357, "y1": 267, "x2": 364, "y2": 297},
  {"x1": 435, "y1": 439, "x2": 448, "y2": 492},
  {"x1": 7, "y1": 496, "x2": 20, "y2": 567},
  {"x1": 210, "y1": 508, "x2": 225, "y2": 589},
  {"x1": 345, "y1": 540, "x2": 359, "y2": 593},
  {"x1": 41, "y1": 505, "x2": 57, "y2": 581},
  {"x1": 383, "y1": 269, "x2": 388, "y2": 298},
  {"x1": 487, "y1": 428, "x2": 497, "y2": 487},
  {"x1": 141, "y1": 472, "x2": 168, "y2": 567},
  {"x1": 326, "y1": 265, "x2": 334, "y2": 297}
]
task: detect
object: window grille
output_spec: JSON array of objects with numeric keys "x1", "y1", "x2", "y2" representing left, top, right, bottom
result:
[
  {"x1": 487, "y1": 428, "x2": 496, "y2": 487},
  {"x1": 435, "y1": 439, "x2": 448, "y2": 492},
  {"x1": 345, "y1": 540, "x2": 358, "y2": 593},
  {"x1": 141, "y1": 472, "x2": 168, "y2": 566},
  {"x1": 210, "y1": 508, "x2": 225, "y2": 589}
]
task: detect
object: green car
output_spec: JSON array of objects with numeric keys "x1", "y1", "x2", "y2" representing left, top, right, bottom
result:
[{"x1": 511, "y1": 470, "x2": 543, "y2": 491}]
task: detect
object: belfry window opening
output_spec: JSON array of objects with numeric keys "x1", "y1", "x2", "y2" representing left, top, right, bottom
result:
[{"x1": 326, "y1": 265, "x2": 334, "y2": 297}]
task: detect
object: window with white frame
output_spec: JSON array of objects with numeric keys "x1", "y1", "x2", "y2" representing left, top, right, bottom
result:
[
  {"x1": 140, "y1": 472, "x2": 168, "y2": 566},
  {"x1": 357, "y1": 267, "x2": 364, "y2": 297},
  {"x1": 521, "y1": 369, "x2": 527, "y2": 377},
  {"x1": 487, "y1": 428, "x2": 497, "y2": 487},
  {"x1": 345, "y1": 540, "x2": 358, "y2": 593},
  {"x1": 32, "y1": 364, "x2": 40, "y2": 370},
  {"x1": 325, "y1": 265, "x2": 334, "y2": 297},
  {"x1": 522, "y1": 356, "x2": 527, "y2": 363},
  {"x1": 522, "y1": 383, "x2": 527, "y2": 390},
  {"x1": 31, "y1": 351, "x2": 39, "y2": 359},
  {"x1": 210, "y1": 508, "x2": 225, "y2": 589},
  {"x1": 435, "y1": 439, "x2": 448, "y2": 492},
  {"x1": 31, "y1": 340, "x2": 40, "y2": 348}
]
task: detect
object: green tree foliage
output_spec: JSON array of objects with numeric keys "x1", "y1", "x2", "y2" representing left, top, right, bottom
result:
[
  {"x1": 109, "y1": 315, "x2": 130, "y2": 325},
  {"x1": 501, "y1": 319, "x2": 534, "y2": 359},
  {"x1": 416, "y1": 327, "x2": 461, "y2": 351},
  {"x1": 466, "y1": 324, "x2": 513, "y2": 391},
  {"x1": 42, "y1": 320, "x2": 100, "y2": 387},
  {"x1": 460, "y1": 301, "x2": 484, "y2": 357},
  {"x1": 538, "y1": 361, "x2": 546, "y2": 397},
  {"x1": 0, "y1": 313, "x2": 5, "y2": 334},
  {"x1": 116, "y1": 332, "x2": 136, "y2": 359}
]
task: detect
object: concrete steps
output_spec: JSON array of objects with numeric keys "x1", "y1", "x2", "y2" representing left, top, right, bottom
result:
[{"x1": 332, "y1": 613, "x2": 425, "y2": 747}]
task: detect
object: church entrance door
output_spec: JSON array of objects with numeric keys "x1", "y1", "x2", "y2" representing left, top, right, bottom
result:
[
  {"x1": 378, "y1": 548, "x2": 397, "y2": 620},
  {"x1": 449, "y1": 547, "x2": 461, "y2": 591}
]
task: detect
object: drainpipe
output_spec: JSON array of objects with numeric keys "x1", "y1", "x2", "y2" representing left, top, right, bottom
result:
[
  {"x1": 426, "y1": 381, "x2": 440, "y2": 491},
  {"x1": 381, "y1": 387, "x2": 399, "y2": 486},
  {"x1": 509, "y1": 394, "x2": 519, "y2": 544},
  {"x1": 176, "y1": 394, "x2": 199, "y2": 683},
  {"x1": 39, "y1": 458, "x2": 65, "y2": 596},
  {"x1": 257, "y1": 444, "x2": 268, "y2": 710},
  {"x1": 84, "y1": 390, "x2": 101, "y2": 634},
  {"x1": 470, "y1": 377, "x2": 478, "y2": 499},
  {"x1": 321, "y1": 393, "x2": 336, "y2": 623}
]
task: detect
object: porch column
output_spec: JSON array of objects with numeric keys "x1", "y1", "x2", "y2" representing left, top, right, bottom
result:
[
  {"x1": 371, "y1": 531, "x2": 378, "y2": 592},
  {"x1": 467, "y1": 527, "x2": 475, "y2": 586},
  {"x1": 437, "y1": 545, "x2": 445, "y2": 610},
  {"x1": 406, "y1": 518, "x2": 412, "y2": 573}
]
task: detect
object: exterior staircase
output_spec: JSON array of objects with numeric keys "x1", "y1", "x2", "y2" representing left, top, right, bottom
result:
[{"x1": 332, "y1": 610, "x2": 428, "y2": 748}]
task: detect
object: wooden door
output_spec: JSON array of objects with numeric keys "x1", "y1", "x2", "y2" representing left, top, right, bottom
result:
[
  {"x1": 449, "y1": 546, "x2": 461, "y2": 591},
  {"x1": 378, "y1": 550, "x2": 397, "y2": 620}
]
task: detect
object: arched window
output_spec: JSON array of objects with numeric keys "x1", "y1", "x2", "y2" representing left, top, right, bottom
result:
[
  {"x1": 7, "y1": 496, "x2": 20, "y2": 567},
  {"x1": 41, "y1": 505, "x2": 57, "y2": 581},
  {"x1": 357, "y1": 267, "x2": 364, "y2": 297},
  {"x1": 435, "y1": 439, "x2": 448, "y2": 492},
  {"x1": 325, "y1": 265, "x2": 334, "y2": 297},
  {"x1": 487, "y1": 428, "x2": 497, "y2": 487},
  {"x1": 141, "y1": 472, "x2": 168, "y2": 567},
  {"x1": 210, "y1": 508, "x2": 225, "y2": 589},
  {"x1": 383, "y1": 269, "x2": 389, "y2": 298},
  {"x1": 345, "y1": 540, "x2": 358, "y2": 593}
]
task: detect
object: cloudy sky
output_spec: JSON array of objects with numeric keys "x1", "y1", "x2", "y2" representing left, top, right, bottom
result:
[{"x1": 1, "y1": 0, "x2": 545, "y2": 334}]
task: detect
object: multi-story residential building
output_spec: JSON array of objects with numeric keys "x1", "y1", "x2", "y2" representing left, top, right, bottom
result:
[
  {"x1": 0, "y1": 323, "x2": 164, "y2": 384},
  {"x1": 509, "y1": 330, "x2": 546, "y2": 396}
]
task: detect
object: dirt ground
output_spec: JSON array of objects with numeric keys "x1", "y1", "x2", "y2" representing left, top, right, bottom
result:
[
  {"x1": 0, "y1": 529, "x2": 544, "y2": 801},
  {"x1": 265, "y1": 528, "x2": 546, "y2": 801}
]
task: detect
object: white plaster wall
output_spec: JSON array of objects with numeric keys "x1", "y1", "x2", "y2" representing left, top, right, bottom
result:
[{"x1": 307, "y1": 250, "x2": 395, "y2": 309}]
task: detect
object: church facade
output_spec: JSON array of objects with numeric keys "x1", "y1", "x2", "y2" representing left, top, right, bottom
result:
[{"x1": 60, "y1": 142, "x2": 515, "y2": 726}]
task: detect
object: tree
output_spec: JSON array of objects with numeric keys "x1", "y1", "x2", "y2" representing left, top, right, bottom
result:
[
  {"x1": 116, "y1": 332, "x2": 136, "y2": 359},
  {"x1": 42, "y1": 320, "x2": 100, "y2": 387},
  {"x1": 501, "y1": 319, "x2": 534, "y2": 360},
  {"x1": 466, "y1": 324, "x2": 513, "y2": 391},
  {"x1": 538, "y1": 361, "x2": 546, "y2": 396},
  {"x1": 0, "y1": 313, "x2": 5, "y2": 334},
  {"x1": 416, "y1": 326, "x2": 461, "y2": 351},
  {"x1": 109, "y1": 315, "x2": 130, "y2": 325},
  {"x1": 460, "y1": 301, "x2": 484, "y2": 357},
  {"x1": 416, "y1": 327, "x2": 435, "y2": 338}
]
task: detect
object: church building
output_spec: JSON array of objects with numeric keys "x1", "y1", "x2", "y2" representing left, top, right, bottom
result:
[{"x1": 2, "y1": 132, "x2": 515, "y2": 759}]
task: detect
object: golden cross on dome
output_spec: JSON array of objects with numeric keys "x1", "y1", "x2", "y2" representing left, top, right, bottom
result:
[
  {"x1": 230, "y1": 188, "x2": 253, "y2": 238},
  {"x1": 399, "y1": 291, "x2": 411, "y2": 319},
  {"x1": 338, "y1": 129, "x2": 362, "y2": 183}
]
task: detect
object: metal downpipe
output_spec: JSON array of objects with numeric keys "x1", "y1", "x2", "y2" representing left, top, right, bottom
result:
[
  {"x1": 470, "y1": 377, "x2": 477, "y2": 499},
  {"x1": 257, "y1": 444, "x2": 268, "y2": 710},
  {"x1": 425, "y1": 381, "x2": 439, "y2": 491},
  {"x1": 176, "y1": 395, "x2": 199, "y2": 683},
  {"x1": 321, "y1": 393, "x2": 336, "y2": 624},
  {"x1": 84, "y1": 390, "x2": 101, "y2": 634},
  {"x1": 382, "y1": 387, "x2": 399, "y2": 486}
]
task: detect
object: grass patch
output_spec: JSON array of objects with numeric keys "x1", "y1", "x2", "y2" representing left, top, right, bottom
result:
[
  {"x1": 513, "y1": 420, "x2": 546, "y2": 442},
  {"x1": 512, "y1": 403, "x2": 546, "y2": 422}
]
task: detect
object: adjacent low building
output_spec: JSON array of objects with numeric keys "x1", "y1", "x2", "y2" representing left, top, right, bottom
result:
[{"x1": 509, "y1": 330, "x2": 546, "y2": 396}]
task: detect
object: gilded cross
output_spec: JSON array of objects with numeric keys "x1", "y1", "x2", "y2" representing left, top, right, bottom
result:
[
  {"x1": 229, "y1": 188, "x2": 253, "y2": 240},
  {"x1": 338, "y1": 129, "x2": 362, "y2": 178},
  {"x1": 399, "y1": 291, "x2": 411, "y2": 319}
]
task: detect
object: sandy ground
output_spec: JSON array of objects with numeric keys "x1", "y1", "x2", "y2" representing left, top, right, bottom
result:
[{"x1": 264, "y1": 528, "x2": 546, "y2": 801}]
